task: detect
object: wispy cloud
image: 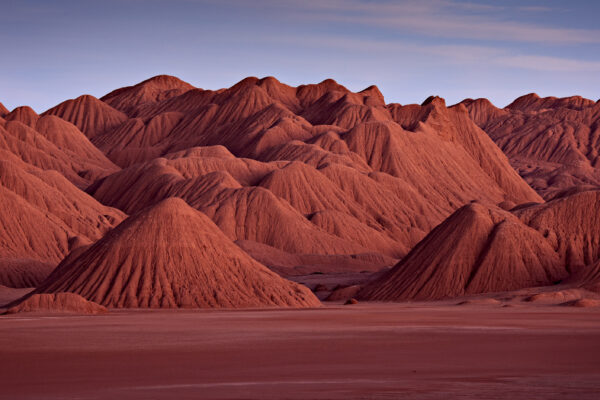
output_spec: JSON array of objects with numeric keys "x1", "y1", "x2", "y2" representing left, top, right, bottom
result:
[
  {"x1": 517, "y1": 6, "x2": 555, "y2": 12},
  {"x1": 323, "y1": 2, "x2": 598, "y2": 44},
  {"x1": 444, "y1": 1, "x2": 505, "y2": 12},
  {"x1": 239, "y1": 0, "x2": 599, "y2": 45},
  {"x1": 258, "y1": 33, "x2": 600, "y2": 73},
  {"x1": 496, "y1": 55, "x2": 600, "y2": 72}
]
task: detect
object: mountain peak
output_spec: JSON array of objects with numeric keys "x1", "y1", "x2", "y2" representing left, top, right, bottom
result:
[
  {"x1": 421, "y1": 95, "x2": 446, "y2": 107},
  {"x1": 5, "y1": 106, "x2": 39, "y2": 128},
  {"x1": 138, "y1": 74, "x2": 194, "y2": 89},
  {"x1": 27, "y1": 196, "x2": 320, "y2": 308},
  {"x1": 0, "y1": 101, "x2": 8, "y2": 117}
]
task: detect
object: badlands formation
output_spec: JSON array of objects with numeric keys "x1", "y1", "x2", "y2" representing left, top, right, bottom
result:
[
  {"x1": 462, "y1": 94, "x2": 600, "y2": 199},
  {"x1": 1, "y1": 76, "x2": 600, "y2": 311},
  {"x1": 20, "y1": 198, "x2": 319, "y2": 309}
]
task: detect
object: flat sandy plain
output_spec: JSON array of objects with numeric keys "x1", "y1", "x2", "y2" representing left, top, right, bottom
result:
[{"x1": 1, "y1": 302, "x2": 599, "y2": 400}]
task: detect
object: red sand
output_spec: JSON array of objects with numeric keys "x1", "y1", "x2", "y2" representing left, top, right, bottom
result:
[{"x1": 1, "y1": 303, "x2": 599, "y2": 399}]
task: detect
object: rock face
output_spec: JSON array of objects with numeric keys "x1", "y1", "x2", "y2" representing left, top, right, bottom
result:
[
  {"x1": 7, "y1": 76, "x2": 598, "y2": 305},
  {"x1": 43, "y1": 94, "x2": 128, "y2": 139},
  {"x1": 0, "y1": 158, "x2": 124, "y2": 263},
  {"x1": 0, "y1": 102, "x2": 8, "y2": 117},
  {"x1": 30, "y1": 198, "x2": 320, "y2": 308},
  {"x1": 101, "y1": 75, "x2": 195, "y2": 116},
  {"x1": 0, "y1": 113, "x2": 119, "y2": 187},
  {"x1": 0, "y1": 259, "x2": 55, "y2": 288},
  {"x1": 359, "y1": 202, "x2": 566, "y2": 301},
  {"x1": 564, "y1": 260, "x2": 600, "y2": 293},
  {"x1": 514, "y1": 190, "x2": 600, "y2": 269},
  {"x1": 76, "y1": 76, "x2": 541, "y2": 261},
  {"x1": 5, "y1": 293, "x2": 107, "y2": 314},
  {"x1": 360, "y1": 189, "x2": 600, "y2": 301},
  {"x1": 461, "y1": 94, "x2": 600, "y2": 199}
]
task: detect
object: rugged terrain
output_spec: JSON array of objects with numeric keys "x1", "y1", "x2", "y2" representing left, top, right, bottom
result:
[
  {"x1": 2, "y1": 76, "x2": 600, "y2": 400},
  {"x1": 461, "y1": 94, "x2": 600, "y2": 199},
  {"x1": 1, "y1": 76, "x2": 599, "y2": 310}
]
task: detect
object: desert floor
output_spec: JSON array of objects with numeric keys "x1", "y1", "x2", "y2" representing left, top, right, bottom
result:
[{"x1": 1, "y1": 303, "x2": 599, "y2": 399}]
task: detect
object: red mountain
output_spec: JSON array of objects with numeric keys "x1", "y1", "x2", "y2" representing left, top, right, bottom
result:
[
  {"x1": 25, "y1": 198, "x2": 320, "y2": 308},
  {"x1": 461, "y1": 94, "x2": 600, "y2": 199},
  {"x1": 361, "y1": 190, "x2": 600, "y2": 301},
  {"x1": 78, "y1": 76, "x2": 541, "y2": 262},
  {"x1": 5, "y1": 76, "x2": 600, "y2": 305}
]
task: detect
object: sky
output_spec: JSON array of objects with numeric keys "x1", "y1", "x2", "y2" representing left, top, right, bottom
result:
[{"x1": 1, "y1": 0, "x2": 599, "y2": 112}]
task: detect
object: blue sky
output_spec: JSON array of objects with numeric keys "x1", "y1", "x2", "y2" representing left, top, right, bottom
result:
[{"x1": 1, "y1": 0, "x2": 599, "y2": 112}]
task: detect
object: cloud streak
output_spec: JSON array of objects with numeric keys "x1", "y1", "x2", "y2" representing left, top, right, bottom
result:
[
  {"x1": 332, "y1": 1, "x2": 599, "y2": 44},
  {"x1": 2, "y1": 0, "x2": 599, "y2": 110},
  {"x1": 235, "y1": 0, "x2": 600, "y2": 45},
  {"x1": 259, "y1": 33, "x2": 600, "y2": 73},
  {"x1": 496, "y1": 55, "x2": 600, "y2": 72}
]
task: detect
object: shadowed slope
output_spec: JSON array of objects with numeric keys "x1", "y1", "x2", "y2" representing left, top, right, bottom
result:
[
  {"x1": 258, "y1": 162, "x2": 406, "y2": 256},
  {"x1": 88, "y1": 151, "x2": 439, "y2": 257},
  {"x1": 360, "y1": 203, "x2": 565, "y2": 301},
  {"x1": 515, "y1": 190, "x2": 600, "y2": 269},
  {"x1": 87, "y1": 157, "x2": 368, "y2": 255},
  {"x1": 85, "y1": 75, "x2": 540, "y2": 215},
  {"x1": 564, "y1": 260, "x2": 600, "y2": 293},
  {"x1": 29, "y1": 198, "x2": 320, "y2": 308},
  {"x1": 6, "y1": 293, "x2": 107, "y2": 314},
  {"x1": 236, "y1": 240, "x2": 395, "y2": 275},
  {"x1": 0, "y1": 259, "x2": 55, "y2": 288},
  {"x1": 0, "y1": 102, "x2": 8, "y2": 117},
  {"x1": 82, "y1": 76, "x2": 541, "y2": 261},
  {"x1": 345, "y1": 119, "x2": 537, "y2": 212},
  {"x1": 26, "y1": 76, "x2": 545, "y2": 282},
  {"x1": 389, "y1": 98, "x2": 540, "y2": 204}
]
